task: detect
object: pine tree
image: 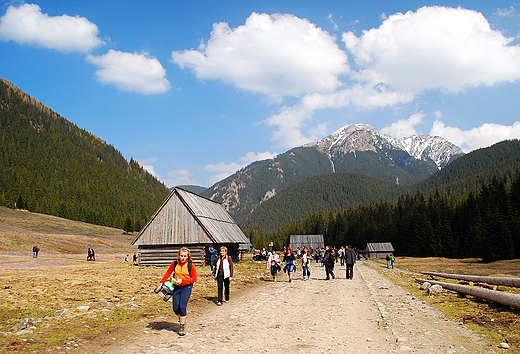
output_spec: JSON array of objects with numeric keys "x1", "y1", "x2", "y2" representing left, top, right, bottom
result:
[{"x1": 124, "y1": 214, "x2": 134, "y2": 234}]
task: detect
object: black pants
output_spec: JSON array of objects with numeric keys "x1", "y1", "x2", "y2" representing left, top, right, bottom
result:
[
  {"x1": 325, "y1": 264, "x2": 335, "y2": 280},
  {"x1": 216, "y1": 274, "x2": 230, "y2": 303},
  {"x1": 346, "y1": 263, "x2": 354, "y2": 279}
]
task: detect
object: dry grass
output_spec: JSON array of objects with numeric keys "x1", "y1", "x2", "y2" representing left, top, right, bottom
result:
[
  {"x1": 0, "y1": 255, "x2": 268, "y2": 353},
  {"x1": 0, "y1": 206, "x2": 134, "y2": 255},
  {"x1": 0, "y1": 207, "x2": 269, "y2": 353},
  {"x1": 370, "y1": 257, "x2": 520, "y2": 353}
]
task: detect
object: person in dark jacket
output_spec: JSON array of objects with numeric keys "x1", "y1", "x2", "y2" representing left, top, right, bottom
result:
[
  {"x1": 345, "y1": 245, "x2": 356, "y2": 279},
  {"x1": 283, "y1": 247, "x2": 296, "y2": 282},
  {"x1": 322, "y1": 246, "x2": 335, "y2": 280}
]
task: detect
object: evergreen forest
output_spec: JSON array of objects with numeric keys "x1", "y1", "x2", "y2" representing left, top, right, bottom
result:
[
  {"x1": 245, "y1": 175, "x2": 520, "y2": 261},
  {"x1": 0, "y1": 79, "x2": 170, "y2": 230}
]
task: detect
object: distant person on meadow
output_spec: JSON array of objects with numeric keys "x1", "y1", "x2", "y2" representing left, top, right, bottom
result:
[
  {"x1": 32, "y1": 245, "x2": 39, "y2": 258},
  {"x1": 87, "y1": 248, "x2": 96, "y2": 261},
  {"x1": 208, "y1": 246, "x2": 217, "y2": 272},
  {"x1": 390, "y1": 254, "x2": 395, "y2": 269},
  {"x1": 322, "y1": 245, "x2": 335, "y2": 280},
  {"x1": 214, "y1": 246, "x2": 234, "y2": 306},
  {"x1": 267, "y1": 250, "x2": 281, "y2": 281},
  {"x1": 159, "y1": 247, "x2": 197, "y2": 336},
  {"x1": 386, "y1": 254, "x2": 391, "y2": 269},
  {"x1": 345, "y1": 245, "x2": 356, "y2": 279},
  {"x1": 133, "y1": 253, "x2": 138, "y2": 265}
]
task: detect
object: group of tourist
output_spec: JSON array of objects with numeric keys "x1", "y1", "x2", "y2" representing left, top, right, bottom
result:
[
  {"x1": 156, "y1": 245, "x2": 386, "y2": 337},
  {"x1": 266, "y1": 245, "x2": 358, "y2": 282}
]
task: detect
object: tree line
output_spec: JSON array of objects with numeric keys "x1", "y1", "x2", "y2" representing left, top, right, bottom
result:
[{"x1": 245, "y1": 175, "x2": 520, "y2": 261}]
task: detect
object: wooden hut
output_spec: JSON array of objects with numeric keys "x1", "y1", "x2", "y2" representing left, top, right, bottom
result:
[
  {"x1": 131, "y1": 187, "x2": 251, "y2": 266},
  {"x1": 366, "y1": 242, "x2": 394, "y2": 259},
  {"x1": 289, "y1": 235, "x2": 324, "y2": 251}
]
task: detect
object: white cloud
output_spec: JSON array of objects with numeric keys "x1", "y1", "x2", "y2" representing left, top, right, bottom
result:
[
  {"x1": 343, "y1": 6, "x2": 520, "y2": 93},
  {"x1": 142, "y1": 164, "x2": 158, "y2": 178},
  {"x1": 0, "y1": 4, "x2": 104, "y2": 53},
  {"x1": 495, "y1": 6, "x2": 516, "y2": 17},
  {"x1": 240, "y1": 151, "x2": 278, "y2": 163},
  {"x1": 87, "y1": 50, "x2": 171, "y2": 94},
  {"x1": 165, "y1": 170, "x2": 200, "y2": 188},
  {"x1": 204, "y1": 151, "x2": 279, "y2": 185},
  {"x1": 381, "y1": 113, "x2": 424, "y2": 138},
  {"x1": 265, "y1": 6, "x2": 520, "y2": 148},
  {"x1": 264, "y1": 85, "x2": 414, "y2": 148},
  {"x1": 172, "y1": 12, "x2": 349, "y2": 98},
  {"x1": 430, "y1": 120, "x2": 520, "y2": 151}
]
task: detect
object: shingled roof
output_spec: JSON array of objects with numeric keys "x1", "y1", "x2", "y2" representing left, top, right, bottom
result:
[{"x1": 131, "y1": 187, "x2": 250, "y2": 246}]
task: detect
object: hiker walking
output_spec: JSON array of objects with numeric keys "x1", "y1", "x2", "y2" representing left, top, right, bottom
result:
[
  {"x1": 267, "y1": 250, "x2": 281, "y2": 281},
  {"x1": 208, "y1": 246, "x2": 217, "y2": 272},
  {"x1": 322, "y1": 246, "x2": 335, "y2": 280},
  {"x1": 214, "y1": 246, "x2": 233, "y2": 306},
  {"x1": 159, "y1": 247, "x2": 197, "y2": 336},
  {"x1": 301, "y1": 247, "x2": 310, "y2": 280},
  {"x1": 345, "y1": 245, "x2": 356, "y2": 279},
  {"x1": 283, "y1": 247, "x2": 296, "y2": 282}
]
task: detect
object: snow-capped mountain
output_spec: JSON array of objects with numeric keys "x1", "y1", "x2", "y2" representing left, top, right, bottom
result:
[
  {"x1": 306, "y1": 123, "x2": 464, "y2": 170},
  {"x1": 202, "y1": 123, "x2": 464, "y2": 221}
]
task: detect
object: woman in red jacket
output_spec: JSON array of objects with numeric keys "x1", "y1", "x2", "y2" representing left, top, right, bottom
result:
[{"x1": 159, "y1": 247, "x2": 197, "y2": 336}]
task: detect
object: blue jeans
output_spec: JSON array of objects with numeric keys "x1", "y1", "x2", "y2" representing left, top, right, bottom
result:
[
  {"x1": 387, "y1": 260, "x2": 390, "y2": 268},
  {"x1": 172, "y1": 285, "x2": 192, "y2": 317},
  {"x1": 302, "y1": 266, "x2": 308, "y2": 278}
]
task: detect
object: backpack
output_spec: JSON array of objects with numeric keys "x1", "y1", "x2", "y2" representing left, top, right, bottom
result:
[{"x1": 173, "y1": 260, "x2": 193, "y2": 275}]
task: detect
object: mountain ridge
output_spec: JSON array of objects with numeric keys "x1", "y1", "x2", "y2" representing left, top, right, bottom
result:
[{"x1": 202, "y1": 123, "x2": 464, "y2": 221}]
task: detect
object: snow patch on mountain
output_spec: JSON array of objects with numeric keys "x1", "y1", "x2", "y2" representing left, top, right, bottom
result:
[{"x1": 305, "y1": 123, "x2": 464, "y2": 169}]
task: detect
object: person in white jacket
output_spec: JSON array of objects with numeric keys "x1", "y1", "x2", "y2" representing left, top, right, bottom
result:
[
  {"x1": 267, "y1": 250, "x2": 281, "y2": 281},
  {"x1": 214, "y1": 246, "x2": 234, "y2": 306}
]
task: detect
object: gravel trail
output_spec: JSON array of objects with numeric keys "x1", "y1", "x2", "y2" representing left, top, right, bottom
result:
[{"x1": 104, "y1": 261, "x2": 494, "y2": 353}]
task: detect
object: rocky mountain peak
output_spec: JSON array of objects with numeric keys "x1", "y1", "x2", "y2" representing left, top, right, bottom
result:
[{"x1": 305, "y1": 123, "x2": 464, "y2": 169}]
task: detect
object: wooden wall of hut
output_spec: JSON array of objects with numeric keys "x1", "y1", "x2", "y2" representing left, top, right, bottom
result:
[{"x1": 138, "y1": 244, "x2": 206, "y2": 266}]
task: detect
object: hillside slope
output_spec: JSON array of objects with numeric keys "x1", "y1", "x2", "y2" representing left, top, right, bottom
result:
[
  {"x1": 0, "y1": 78, "x2": 170, "y2": 229},
  {"x1": 241, "y1": 140, "x2": 520, "y2": 231},
  {"x1": 203, "y1": 124, "x2": 463, "y2": 221}
]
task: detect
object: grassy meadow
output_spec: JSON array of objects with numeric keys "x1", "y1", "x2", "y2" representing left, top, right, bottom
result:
[
  {"x1": 0, "y1": 207, "x2": 268, "y2": 353},
  {"x1": 1, "y1": 206, "x2": 520, "y2": 352}
]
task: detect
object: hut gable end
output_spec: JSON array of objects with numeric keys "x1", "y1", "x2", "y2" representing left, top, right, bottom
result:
[
  {"x1": 132, "y1": 191, "x2": 212, "y2": 246},
  {"x1": 132, "y1": 187, "x2": 250, "y2": 247}
]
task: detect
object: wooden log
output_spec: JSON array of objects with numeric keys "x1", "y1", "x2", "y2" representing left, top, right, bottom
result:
[
  {"x1": 416, "y1": 278, "x2": 520, "y2": 310},
  {"x1": 476, "y1": 283, "x2": 498, "y2": 291},
  {"x1": 421, "y1": 272, "x2": 520, "y2": 288}
]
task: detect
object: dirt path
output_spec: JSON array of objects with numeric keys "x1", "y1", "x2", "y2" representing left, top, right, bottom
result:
[{"x1": 98, "y1": 261, "x2": 495, "y2": 353}]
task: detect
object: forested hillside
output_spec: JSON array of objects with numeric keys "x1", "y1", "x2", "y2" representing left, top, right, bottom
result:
[
  {"x1": 243, "y1": 140, "x2": 520, "y2": 260},
  {"x1": 246, "y1": 175, "x2": 520, "y2": 261},
  {"x1": 0, "y1": 79, "x2": 170, "y2": 230},
  {"x1": 413, "y1": 140, "x2": 520, "y2": 196},
  {"x1": 240, "y1": 140, "x2": 520, "y2": 232},
  {"x1": 239, "y1": 172, "x2": 405, "y2": 231}
]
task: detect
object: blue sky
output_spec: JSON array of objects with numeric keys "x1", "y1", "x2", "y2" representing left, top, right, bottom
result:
[{"x1": 2, "y1": 0, "x2": 520, "y2": 188}]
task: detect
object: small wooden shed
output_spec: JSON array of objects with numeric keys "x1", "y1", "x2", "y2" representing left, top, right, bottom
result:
[
  {"x1": 289, "y1": 235, "x2": 324, "y2": 250},
  {"x1": 366, "y1": 242, "x2": 394, "y2": 259},
  {"x1": 131, "y1": 187, "x2": 251, "y2": 266}
]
